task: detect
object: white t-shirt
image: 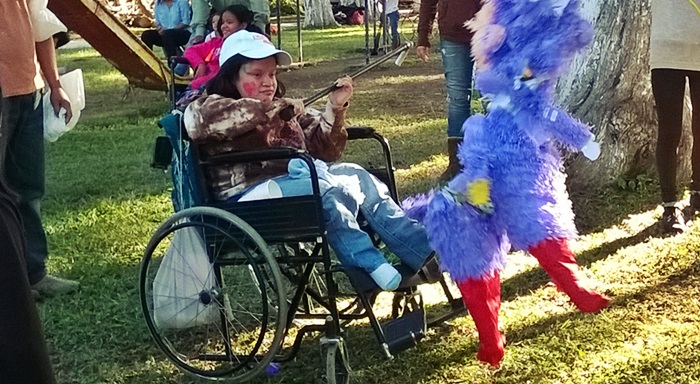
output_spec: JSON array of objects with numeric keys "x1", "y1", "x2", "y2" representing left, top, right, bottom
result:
[
  {"x1": 650, "y1": 0, "x2": 700, "y2": 71},
  {"x1": 385, "y1": 0, "x2": 399, "y2": 14}
]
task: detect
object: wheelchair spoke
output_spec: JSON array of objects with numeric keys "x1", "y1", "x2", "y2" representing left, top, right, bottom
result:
[{"x1": 140, "y1": 207, "x2": 287, "y2": 382}]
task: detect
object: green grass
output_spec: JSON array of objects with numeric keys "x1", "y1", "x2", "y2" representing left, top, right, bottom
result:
[{"x1": 40, "y1": 28, "x2": 700, "y2": 384}]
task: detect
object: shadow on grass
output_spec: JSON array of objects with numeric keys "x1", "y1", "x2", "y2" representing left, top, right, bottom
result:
[
  {"x1": 44, "y1": 252, "x2": 699, "y2": 384},
  {"x1": 570, "y1": 186, "x2": 661, "y2": 235},
  {"x1": 504, "y1": 257, "x2": 700, "y2": 347},
  {"x1": 377, "y1": 257, "x2": 700, "y2": 384}
]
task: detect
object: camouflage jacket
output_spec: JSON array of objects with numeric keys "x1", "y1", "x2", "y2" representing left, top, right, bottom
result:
[{"x1": 184, "y1": 94, "x2": 348, "y2": 200}]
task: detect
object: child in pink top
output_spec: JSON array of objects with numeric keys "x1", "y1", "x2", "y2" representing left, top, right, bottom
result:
[{"x1": 184, "y1": 5, "x2": 261, "y2": 90}]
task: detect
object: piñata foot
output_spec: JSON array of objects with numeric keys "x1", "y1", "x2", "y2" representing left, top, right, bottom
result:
[{"x1": 529, "y1": 238, "x2": 609, "y2": 313}]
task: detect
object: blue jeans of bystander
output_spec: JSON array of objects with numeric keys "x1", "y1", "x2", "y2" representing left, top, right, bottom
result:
[
  {"x1": 387, "y1": 11, "x2": 400, "y2": 45},
  {"x1": 0, "y1": 91, "x2": 48, "y2": 285},
  {"x1": 439, "y1": 39, "x2": 474, "y2": 138}
]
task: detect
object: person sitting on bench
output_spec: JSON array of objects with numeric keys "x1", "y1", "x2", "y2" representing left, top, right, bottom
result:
[{"x1": 141, "y1": 0, "x2": 192, "y2": 60}]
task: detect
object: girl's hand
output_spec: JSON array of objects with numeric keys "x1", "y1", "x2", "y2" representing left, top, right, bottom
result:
[
  {"x1": 276, "y1": 98, "x2": 305, "y2": 121},
  {"x1": 193, "y1": 64, "x2": 207, "y2": 79},
  {"x1": 286, "y1": 98, "x2": 305, "y2": 117},
  {"x1": 329, "y1": 76, "x2": 353, "y2": 107}
]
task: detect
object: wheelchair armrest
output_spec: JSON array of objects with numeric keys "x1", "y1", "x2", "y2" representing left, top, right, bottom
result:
[
  {"x1": 202, "y1": 147, "x2": 307, "y2": 165},
  {"x1": 200, "y1": 148, "x2": 322, "y2": 196},
  {"x1": 347, "y1": 126, "x2": 376, "y2": 140},
  {"x1": 169, "y1": 56, "x2": 190, "y2": 69}
]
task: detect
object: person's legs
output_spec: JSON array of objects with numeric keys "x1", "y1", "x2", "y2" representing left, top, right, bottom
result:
[
  {"x1": 440, "y1": 39, "x2": 473, "y2": 139},
  {"x1": 4, "y1": 92, "x2": 47, "y2": 285},
  {"x1": 387, "y1": 11, "x2": 400, "y2": 48},
  {"x1": 161, "y1": 29, "x2": 191, "y2": 58},
  {"x1": 652, "y1": 68, "x2": 687, "y2": 232},
  {"x1": 140, "y1": 29, "x2": 162, "y2": 51},
  {"x1": 275, "y1": 174, "x2": 401, "y2": 290},
  {"x1": 328, "y1": 163, "x2": 432, "y2": 271},
  {"x1": 439, "y1": 39, "x2": 473, "y2": 181},
  {"x1": 3, "y1": 93, "x2": 78, "y2": 296},
  {"x1": 687, "y1": 70, "x2": 700, "y2": 206},
  {"x1": 0, "y1": 179, "x2": 57, "y2": 384}
]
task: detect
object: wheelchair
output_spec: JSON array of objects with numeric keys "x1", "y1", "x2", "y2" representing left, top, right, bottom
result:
[{"x1": 141, "y1": 94, "x2": 465, "y2": 384}]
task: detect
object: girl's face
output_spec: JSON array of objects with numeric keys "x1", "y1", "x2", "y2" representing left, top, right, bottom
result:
[
  {"x1": 236, "y1": 57, "x2": 278, "y2": 102},
  {"x1": 220, "y1": 11, "x2": 245, "y2": 38},
  {"x1": 211, "y1": 14, "x2": 221, "y2": 36}
]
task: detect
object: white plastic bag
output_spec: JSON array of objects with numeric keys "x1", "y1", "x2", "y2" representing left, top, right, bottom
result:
[
  {"x1": 44, "y1": 69, "x2": 85, "y2": 142},
  {"x1": 28, "y1": 0, "x2": 67, "y2": 42},
  {"x1": 153, "y1": 225, "x2": 219, "y2": 329}
]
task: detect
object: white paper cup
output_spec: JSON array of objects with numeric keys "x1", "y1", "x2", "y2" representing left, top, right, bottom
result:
[{"x1": 238, "y1": 180, "x2": 283, "y2": 202}]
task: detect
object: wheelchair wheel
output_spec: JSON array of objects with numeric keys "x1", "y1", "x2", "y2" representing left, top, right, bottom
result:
[
  {"x1": 324, "y1": 339, "x2": 351, "y2": 384},
  {"x1": 140, "y1": 207, "x2": 288, "y2": 382}
]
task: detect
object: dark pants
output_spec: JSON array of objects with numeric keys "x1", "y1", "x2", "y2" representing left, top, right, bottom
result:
[
  {"x1": 0, "y1": 178, "x2": 56, "y2": 384},
  {"x1": 141, "y1": 28, "x2": 191, "y2": 59},
  {"x1": 652, "y1": 68, "x2": 700, "y2": 203},
  {"x1": 0, "y1": 91, "x2": 47, "y2": 285}
]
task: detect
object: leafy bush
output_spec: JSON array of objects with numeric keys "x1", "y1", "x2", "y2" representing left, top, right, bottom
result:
[{"x1": 271, "y1": 0, "x2": 302, "y2": 16}]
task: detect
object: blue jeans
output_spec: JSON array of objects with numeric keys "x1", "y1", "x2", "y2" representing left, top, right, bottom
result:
[
  {"x1": 387, "y1": 11, "x2": 400, "y2": 43},
  {"x1": 440, "y1": 39, "x2": 474, "y2": 138},
  {"x1": 269, "y1": 162, "x2": 432, "y2": 273},
  {"x1": 0, "y1": 91, "x2": 47, "y2": 285}
]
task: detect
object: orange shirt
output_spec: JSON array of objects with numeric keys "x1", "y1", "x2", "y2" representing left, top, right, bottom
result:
[{"x1": 0, "y1": 0, "x2": 44, "y2": 97}]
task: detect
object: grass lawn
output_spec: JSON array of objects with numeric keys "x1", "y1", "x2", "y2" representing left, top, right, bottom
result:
[{"x1": 41, "y1": 25, "x2": 700, "y2": 384}]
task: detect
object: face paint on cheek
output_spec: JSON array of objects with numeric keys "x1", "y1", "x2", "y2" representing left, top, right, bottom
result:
[{"x1": 242, "y1": 82, "x2": 258, "y2": 96}]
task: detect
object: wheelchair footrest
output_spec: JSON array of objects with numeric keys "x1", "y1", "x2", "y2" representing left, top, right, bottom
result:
[{"x1": 382, "y1": 307, "x2": 427, "y2": 356}]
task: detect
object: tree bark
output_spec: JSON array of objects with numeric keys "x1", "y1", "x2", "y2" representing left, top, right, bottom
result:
[
  {"x1": 303, "y1": 0, "x2": 339, "y2": 27},
  {"x1": 559, "y1": 0, "x2": 692, "y2": 192}
]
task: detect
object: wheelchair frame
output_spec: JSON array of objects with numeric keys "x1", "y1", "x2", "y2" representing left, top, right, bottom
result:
[{"x1": 142, "y1": 72, "x2": 465, "y2": 384}]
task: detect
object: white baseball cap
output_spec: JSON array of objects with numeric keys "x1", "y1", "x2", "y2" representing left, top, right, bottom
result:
[{"x1": 218, "y1": 30, "x2": 293, "y2": 67}]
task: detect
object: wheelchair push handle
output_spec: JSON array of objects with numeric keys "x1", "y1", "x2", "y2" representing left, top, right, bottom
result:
[{"x1": 279, "y1": 42, "x2": 414, "y2": 121}]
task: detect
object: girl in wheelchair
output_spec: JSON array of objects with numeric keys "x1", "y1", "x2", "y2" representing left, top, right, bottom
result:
[{"x1": 183, "y1": 30, "x2": 433, "y2": 290}]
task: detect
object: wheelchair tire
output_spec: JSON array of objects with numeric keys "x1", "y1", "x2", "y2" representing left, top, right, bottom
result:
[
  {"x1": 140, "y1": 206, "x2": 287, "y2": 382},
  {"x1": 324, "y1": 339, "x2": 351, "y2": 384}
]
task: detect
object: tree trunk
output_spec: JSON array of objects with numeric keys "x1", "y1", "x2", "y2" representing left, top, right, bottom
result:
[
  {"x1": 559, "y1": 0, "x2": 692, "y2": 193},
  {"x1": 303, "y1": 0, "x2": 339, "y2": 27}
]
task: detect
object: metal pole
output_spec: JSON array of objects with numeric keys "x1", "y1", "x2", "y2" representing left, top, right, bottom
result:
[
  {"x1": 296, "y1": 0, "x2": 302, "y2": 62},
  {"x1": 364, "y1": 0, "x2": 370, "y2": 64},
  {"x1": 276, "y1": 0, "x2": 282, "y2": 48},
  {"x1": 372, "y1": 0, "x2": 378, "y2": 54}
]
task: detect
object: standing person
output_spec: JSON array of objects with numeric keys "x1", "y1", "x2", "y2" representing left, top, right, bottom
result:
[
  {"x1": 416, "y1": 0, "x2": 480, "y2": 182},
  {"x1": 140, "y1": 0, "x2": 192, "y2": 59},
  {"x1": 0, "y1": 0, "x2": 79, "y2": 299},
  {"x1": 0, "y1": 175, "x2": 57, "y2": 384},
  {"x1": 650, "y1": 0, "x2": 700, "y2": 233},
  {"x1": 190, "y1": 0, "x2": 269, "y2": 45},
  {"x1": 384, "y1": 0, "x2": 400, "y2": 49}
]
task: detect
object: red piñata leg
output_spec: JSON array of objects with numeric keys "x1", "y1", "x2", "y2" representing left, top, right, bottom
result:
[
  {"x1": 457, "y1": 272, "x2": 505, "y2": 367},
  {"x1": 529, "y1": 238, "x2": 610, "y2": 313}
]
